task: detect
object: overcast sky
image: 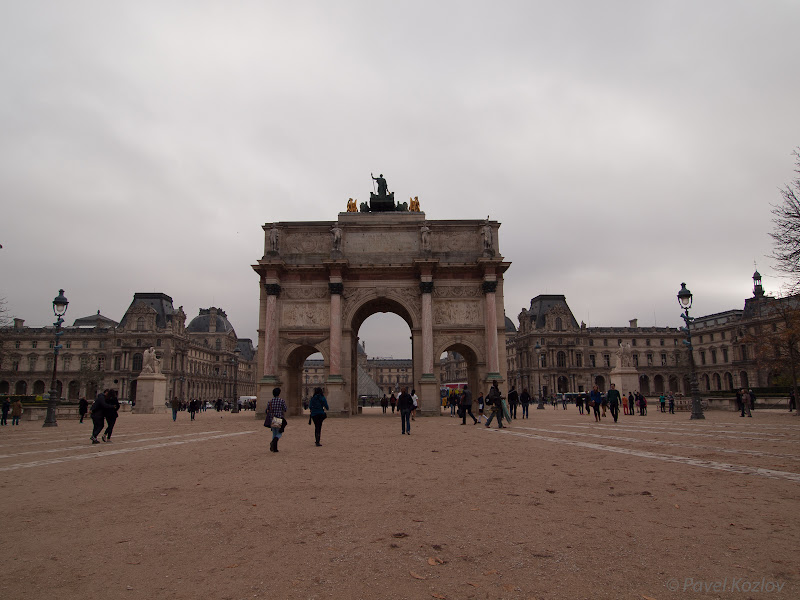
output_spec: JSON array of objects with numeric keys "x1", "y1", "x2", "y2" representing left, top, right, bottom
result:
[{"x1": 2, "y1": 1, "x2": 799, "y2": 359}]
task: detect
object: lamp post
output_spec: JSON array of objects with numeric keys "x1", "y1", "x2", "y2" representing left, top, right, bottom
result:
[
  {"x1": 231, "y1": 348, "x2": 241, "y2": 413},
  {"x1": 678, "y1": 283, "x2": 705, "y2": 420},
  {"x1": 43, "y1": 289, "x2": 69, "y2": 427},
  {"x1": 535, "y1": 342, "x2": 545, "y2": 409}
]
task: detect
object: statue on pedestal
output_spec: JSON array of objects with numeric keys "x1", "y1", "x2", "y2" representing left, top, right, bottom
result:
[
  {"x1": 482, "y1": 218, "x2": 494, "y2": 256},
  {"x1": 420, "y1": 221, "x2": 431, "y2": 253},
  {"x1": 268, "y1": 224, "x2": 279, "y2": 254},
  {"x1": 142, "y1": 347, "x2": 162, "y2": 374},
  {"x1": 331, "y1": 224, "x2": 342, "y2": 253},
  {"x1": 346, "y1": 198, "x2": 358, "y2": 212}
]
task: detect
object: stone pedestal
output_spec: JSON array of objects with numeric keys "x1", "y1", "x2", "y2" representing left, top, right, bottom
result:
[
  {"x1": 133, "y1": 374, "x2": 168, "y2": 414},
  {"x1": 609, "y1": 367, "x2": 639, "y2": 396}
]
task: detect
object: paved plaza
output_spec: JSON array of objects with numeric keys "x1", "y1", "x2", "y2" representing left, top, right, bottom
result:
[{"x1": 2, "y1": 407, "x2": 798, "y2": 599}]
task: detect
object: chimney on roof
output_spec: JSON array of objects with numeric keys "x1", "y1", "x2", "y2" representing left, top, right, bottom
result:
[
  {"x1": 13, "y1": 318, "x2": 24, "y2": 330},
  {"x1": 629, "y1": 318, "x2": 638, "y2": 328}
]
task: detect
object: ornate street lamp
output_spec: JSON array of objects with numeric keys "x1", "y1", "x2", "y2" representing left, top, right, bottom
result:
[
  {"x1": 678, "y1": 283, "x2": 705, "y2": 420},
  {"x1": 535, "y1": 342, "x2": 545, "y2": 409},
  {"x1": 43, "y1": 289, "x2": 69, "y2": 427},
  {"x1": 231, "y1": 348, "x2": 241, "y2": 413}
]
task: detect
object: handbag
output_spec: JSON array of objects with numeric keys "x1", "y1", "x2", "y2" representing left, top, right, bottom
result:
[{"x1": 271, "y1": 417, "x2": 283, "y2": 428}]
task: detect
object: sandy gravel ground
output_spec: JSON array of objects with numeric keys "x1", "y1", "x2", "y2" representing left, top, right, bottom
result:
[{"x1": 1, "y1": 405, "x2": 798, "y2": 600}]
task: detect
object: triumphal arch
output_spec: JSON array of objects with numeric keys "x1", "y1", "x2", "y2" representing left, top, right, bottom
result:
[{"x1": 252, "y1": 183, "x2": 510, "y2": 416}]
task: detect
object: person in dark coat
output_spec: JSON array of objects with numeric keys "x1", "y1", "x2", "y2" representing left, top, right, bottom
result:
[
  {"x1": 1, "y1": 398, "x2": 10, "y2": 426},
  {"x1": 90, "y1": 392, "x2": 108, "y2": 444},
  {"x1": 459, "y1": 384, "x2": 478, "y2": 425},
  {"x1": 103, "y1": 389, "x2": 120, "y2": 442},
  {"x1": 507, "y1": 386, "x2": 519, "y2": 419},
  {"x1": 78, "y1": 397, "x2": 88, "y2": 423},
  {"x1": 308, "y1": 387, "x2": 329, "y2": 446},
  {"x1": 397, "y1": 387, "x2": 414, "y2": 435},
  {"x1": 607, "y1": 383, "x2": 621, "y2": 423}
]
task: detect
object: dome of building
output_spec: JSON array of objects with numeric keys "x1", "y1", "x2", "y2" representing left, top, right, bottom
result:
[
  {"x1": 505, "y1": 315, "x2": 517, "y2": 333},
  {"x1": 186, "y1": 307, "x2": 236, "y2": 335}
]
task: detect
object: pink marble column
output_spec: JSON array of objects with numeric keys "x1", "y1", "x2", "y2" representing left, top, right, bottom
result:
[
  {"x1": 484, "y1": 280, "x2": 500, "y2": 375},
  {"x1": 421, "y1": 289, "x2": 433, "y2": 374},
  {"x1": 263, "y1": 284, "x2": 280, "y2": 378},
  {"x1": 329, "y1": 285, "x2": 342, "y2": 376}
]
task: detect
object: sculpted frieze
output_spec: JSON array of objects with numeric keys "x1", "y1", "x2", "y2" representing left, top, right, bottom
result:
[
  {"x1": 281, "y1": 302, "x2": 330, "y2": 328},
  {"x1": 432, "y1": 231, "x2": 480, "y2": 253},
  {"x1": 284, "y1": 232, "x2": 330, "y2": 254},
  {"x1": 433, "y1": 300, "x2": 482, "y2": 325},
  {"x1": 432, "y1": 284, "x2": 482, "y2": 298},
  {"x1": 283, "y1": 287, "x2": 329, "y2": 300},
  {"x1": 344, "y1": 231, "x2": 418, "y2": 254}
]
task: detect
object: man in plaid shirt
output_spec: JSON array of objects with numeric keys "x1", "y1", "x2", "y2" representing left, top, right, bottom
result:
[{"x1": 267, "y1": 387, "x2": 287, "y2": 453}]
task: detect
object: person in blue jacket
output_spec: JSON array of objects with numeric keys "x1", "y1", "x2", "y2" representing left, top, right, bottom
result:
[{"x1": 590, "y1": 385, "x2": 603, "y2": 423}]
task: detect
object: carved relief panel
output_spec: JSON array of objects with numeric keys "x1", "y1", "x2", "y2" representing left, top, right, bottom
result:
[
  {"x1": 433, "y1": 300, "x2": 483, "y2": 325},
  {"x1": 281, "y1": 303, "x2": 330, "y2": 328}
]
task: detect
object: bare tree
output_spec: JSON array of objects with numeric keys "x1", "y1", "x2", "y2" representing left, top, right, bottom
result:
[
  {"x1": 0, "y1": 297, "x2": 12, "y2": 327},
  {"x1": 770, "y1": 149, "x2": 800, "y2": 289},
  {"x1": 750, "y1": 296, "x2": 800, "y2": 411}
]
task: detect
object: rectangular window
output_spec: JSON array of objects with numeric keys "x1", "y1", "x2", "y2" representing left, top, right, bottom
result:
[
  {"x1": 13, "y1": 360, "x2": 20, "y2": 371},
  {"x1": 15, "y1": 341, "x2": 20, "y2": 349},
  {"x1": 646, "y1": 339, "x2": 651, "y2": 346},
  {"x1": 661, "y1": 353, "x2": 667, "y2": 366},
  {"x1": 699, "y1": 335, "x2": 703, "y2": 343},
  {"x1": 589, "y1": 339, "x2": 594, "y2": 346},
  {"x1": 710, "y1": 333, "x2": 715, "y2": 341},
  {"x1": 114, "y1": 356, "x2": 121, "y2": 370},
  {"x1": 98, "y1": 356, "x2": 105, "y2": 371},
  {"x1": 711, "y1": 349, "x2": 717, "y2": 364},
  {"x1": 32, "y1": 341, "x2": 38, "y2": 348},
  {"x1": 646, "y1": 353, "x2": 653, "y2": 366},
  {"x1": 660, "y1": 339, "x2": 665, "y2": 346},
  {"x1": 603, "y1": 339, "x2": 608, "y2": 347},
  {"x1": 29, "y1": 357, "x2": 36, "y2": 371},
  {"x1": 65, "y1": 341, "x2": 71, "y2": 349},
  {"x1": 116, "y1": 339, "x2": 121, "y2": 346},
  {"x1": 632, "y1": 354, "x2": 639, "y2": 367},
  {"x1": 576, "y1": 354, "x2": 583, "y2": 367},
  {"x1": 632, "y1": 339, "x2": 637, "y2": 346},
  {"x1": 82, "y1": 341, "x2": 89, "y2": 349},
  {"x1": 700, "y1": 351, "x2": 706, "y2": 365},
  {"x1": 722, "y1": 348, "x2": 729, "y2": 362},
  {"x1": 603, "y1": 354, "x2": 610, "y2": 367},
  {"x1": 741, "y1": 346, "x2": 748, "y2": 360}
]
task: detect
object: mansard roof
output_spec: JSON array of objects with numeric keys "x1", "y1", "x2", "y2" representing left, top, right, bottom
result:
[
  {"x1": 526, "y1": 294, "x2": 580, "y2": 330},
  {"x1": 119, "y1": 293, "x2": 178, "y2": 329}
]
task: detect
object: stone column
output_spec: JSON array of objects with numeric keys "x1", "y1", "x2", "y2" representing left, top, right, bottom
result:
[
  {"x1": 329, "y1": 282, "x2": 343, "y2": 379},
  {"x1": 262, "y1": 283, "x2": 281, "y2": 381},
  {"x1": 483, "y1": 279, "x2": 501, "y2": 379},
  {"x1": 420, "y1": 281, "x2": 434, "y2": 375}
]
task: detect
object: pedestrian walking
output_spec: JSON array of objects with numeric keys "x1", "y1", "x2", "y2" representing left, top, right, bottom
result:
[
  {"x1": 520, "y1": 388, "x2": 531, "y2": 419},
  {"x1": 398, "y1": 387, "x2": 414, "y2": 435},
  {"x1": 170, "y1": 396, "x2": 180, "y2": 421},
  {"x1": 389, "y1": 393, "x2": 397, "y2": 414},
  {"x1": 308, "y1": 387, "x2": 329, "y2": 446},
  {"x1": 607, "y1": 383, "x2": 621, "y2": 423},
  {"x1": 668, "y1": 393, "x2": 675, "y2": 414},
  {"x1": 460, "y1": 384, "x2": 478, "y2": 425},
  {"x1": 790, "y1": 390, "x2": 796, "y2": 412},
  {"x1": 508, "y1": 386, "x2": 519, "y2": 419},
  {"x1": 10, "y1": 398, "x2": 23, "y2": 426},
  {"x1": 90, "y1": 392, "x2": 107, "y2": 444},
  {"x1": 477, "y1": 392, "x2": 485, "y2": 423},
  {"x1": 741, "y1": 389, "x2": 752, "y2": 418},
  {"x1": 381, "y1": 394, "x2": 388, "y2": 414},
  {"x1": 78, "y1": 397, "x2": 88, "y2": 423},
  {"x1": 659, "y1": 394, "x2": 666, "y2": 413},
  {"x1": 102, "y1": 389, "x2": 120, "y2": 442},
  {"x1": 590, "y1": 385, "x2": 602, "y2": 422},
  {"x1": 484, "y1": 381, "x2": 505, "y2": 429},
  {"x1": 1, "y1": 398, "x2": 10, "y2": 426},
  {"x1": 411, "y1": 389, "x2": 418, "y2": 421},
  {"x1": 266, "y1": 388, "x2": 288, "y2": 452},
  {"x1": 628, "y1": 392, "x2": 634, "y2": 417}
]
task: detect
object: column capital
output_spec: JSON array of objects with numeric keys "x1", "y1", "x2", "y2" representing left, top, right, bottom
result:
[
  {"x1": 329, "y1": 282, "x2": 344, "y2": 295},
  {"x1": 482, "y1": 280, "x2": 498, "y2": 294},
  {"x1": 265, "y1": 283, "x2": 281, "y2": 296},
  {"x1": 419, "y1": 281, "x2": 434, "y2": 294}
]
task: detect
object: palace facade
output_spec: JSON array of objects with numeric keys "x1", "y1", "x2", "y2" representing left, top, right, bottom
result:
[
  {"x1": 505, "y1": 273, "x2": 791, "y2": 398},
  {"x1": 0, "y1": 292, "x2": 257, "y2": 405}
]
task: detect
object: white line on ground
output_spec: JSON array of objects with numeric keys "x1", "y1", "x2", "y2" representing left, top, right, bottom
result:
[
  {"x1": 0, "y1": 431, "x2": 256, "y2": 471},
  {"x1": 516, "y1": 426, "x2": 800, "y2": 462},
  {"x1": 488, "y1": 428, "x2": 800, "y2": 483},
  {"x1": 0, "y1": 431, "x2": 225, "y2": 459}
]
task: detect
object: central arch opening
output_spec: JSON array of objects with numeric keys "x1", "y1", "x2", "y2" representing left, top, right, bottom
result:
[{"x1": 349, "y1": 297, "x2": 415, "y2": 416}]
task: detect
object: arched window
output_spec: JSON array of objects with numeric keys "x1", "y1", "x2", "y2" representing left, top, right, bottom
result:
[
  {"x1": 15, "y1": 380, "x2": 27, "y2": 395},
  {"x1": 713, "y1": 373, "x2": 721, "y2": 390}
]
